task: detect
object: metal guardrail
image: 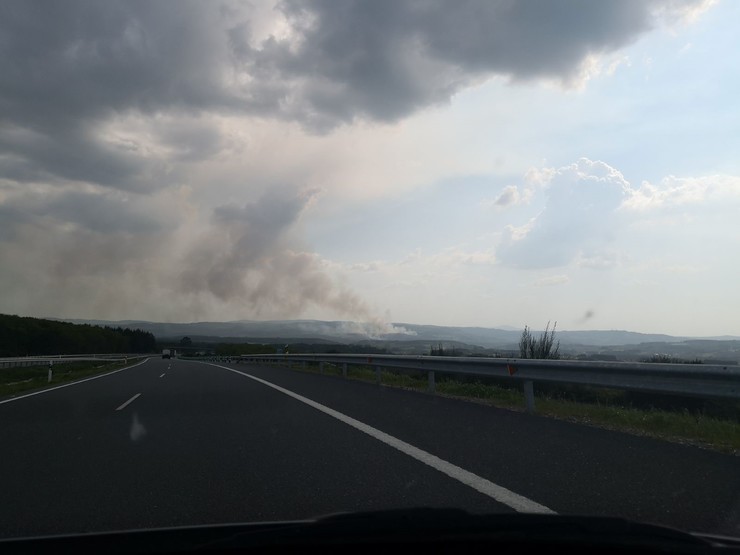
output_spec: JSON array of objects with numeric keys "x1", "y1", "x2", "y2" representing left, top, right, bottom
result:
[
  {"x1": 0, "y1": 354, "x2": 150, "y2": 365},
  {"x1": 0, "y1": 354, "x2": 150, "y2": 382},
  {"x1": 235, "y1": 353, "x2": 740, "y2": 412}
]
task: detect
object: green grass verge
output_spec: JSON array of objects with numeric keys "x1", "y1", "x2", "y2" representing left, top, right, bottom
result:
[
  {"x1": 280, "y1": 360, "x2": 740, "y2": 454},
  {"x1": 536, "y1": 398, "x2": 740, "y2": 454},
  {"x1": 0, "y1": 359, "x2": 137, "y2": 398}
]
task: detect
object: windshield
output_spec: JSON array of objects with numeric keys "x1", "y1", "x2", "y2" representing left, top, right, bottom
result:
[{"x1": 1, "y1": 0, "x2": 739, "y2": 543}]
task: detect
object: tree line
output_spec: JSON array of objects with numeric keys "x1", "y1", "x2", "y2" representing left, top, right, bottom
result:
[{"x1": 0, "y1": 314, "x2": 156, "y2": 356}]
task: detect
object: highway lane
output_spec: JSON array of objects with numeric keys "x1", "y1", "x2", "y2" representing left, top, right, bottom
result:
[
  {"x1": 222, "y1": 360, "x2": 740, "y2": 535},
  {"x1": 0, "y1": 357, "x2": 738, "y2": 538},
  {"x1": 0, "y1": 357, "x2": 510, "y2": 538}
]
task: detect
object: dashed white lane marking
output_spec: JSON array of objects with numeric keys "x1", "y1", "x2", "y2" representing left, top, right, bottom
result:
[{"x1": 116, "y1": 393, "x2": 141, "y2": 411}]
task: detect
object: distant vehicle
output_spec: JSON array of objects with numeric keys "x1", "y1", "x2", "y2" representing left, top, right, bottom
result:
[{"x1": 162, "y1": 349, "x2": 171, "y2": 359}]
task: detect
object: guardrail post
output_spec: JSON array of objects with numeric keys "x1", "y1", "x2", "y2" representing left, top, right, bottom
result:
[
  {"x1": 375, "y1": 365, "x2": 381, "y2": 385},
  {"x1": 319, "y1": 361, "x2": 325, "y2": 375},
  {"x1": 342, "y1": 362, "x2": 348, "y2": 379},
  {"x1": 428, "y1": 370, "x2": 435, "y2": 393},
  {"x1": 524, "y1": 380, "x2": 535, "y2": 413},
  {"x1": 48, "y1": 360, "x2": 53, "y2": 383}
]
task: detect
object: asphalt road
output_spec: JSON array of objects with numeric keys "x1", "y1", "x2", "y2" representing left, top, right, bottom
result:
[{"x1": 0, "y1": 357, "x2": 738, "y2": 539}]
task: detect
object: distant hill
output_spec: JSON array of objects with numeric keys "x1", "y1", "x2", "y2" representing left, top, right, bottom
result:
[
  {"x1": 550, "y1": 330, "x2": 682, "y2": 346},
  {"x1": 55, "y1": 318, "x2": 739, "y2": 363},
  {"x1": 57, "y1": 318, "x2": 738, "y2": 345}
]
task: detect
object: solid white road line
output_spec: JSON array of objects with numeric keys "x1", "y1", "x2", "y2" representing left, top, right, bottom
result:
[
  {"x1": 116, "y1": 393, "x2": 141, "y2": 411},
  {"x1": 0, "y1": 358, "x2": 150, "y2": 406},
  {"x1": 204, "y1": 362, "x2": 555, "y2": 515},
  {"x1": 159, "y1": 373, "x2": 166, "y2": 378}
]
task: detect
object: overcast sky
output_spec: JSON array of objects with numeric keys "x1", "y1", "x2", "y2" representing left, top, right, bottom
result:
[{"x1": 1, "y1": 0, "x2": 738, "y2": 336}]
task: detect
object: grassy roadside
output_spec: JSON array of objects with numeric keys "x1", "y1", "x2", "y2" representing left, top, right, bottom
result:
[
  {"x1": 0, "y1": 359, "x2": 141, "y2": 399},
  {"x1": 278, "y1": 361, "x2": 740, "y2": 455}
]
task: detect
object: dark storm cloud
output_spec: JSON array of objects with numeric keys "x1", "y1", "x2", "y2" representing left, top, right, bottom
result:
[
  {"x1": 0, "y1": 189, "x2": 171, "y2": 237},
  {"x1": 255, "y1": 0, "x2": 695, "y2": 126},
  {"x1": 0, "y1": 0, "x2": 229, "y2": 189},
  {"x1": 156, "y1": 120, "x2": 225, "y2": 162},
  {"x1": 0, "y1": 0, "x2": 705, "y2": 187},
  {"x1": 0, "y1": 1, "x2": 228, "y2": 123},
  {"x1": 0, "y1": 123, "x2": 172, "y2": 190}
]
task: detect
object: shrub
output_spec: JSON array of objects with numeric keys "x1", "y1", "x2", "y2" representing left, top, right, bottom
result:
[{"x1": 519, "y1": 321, "x2": 560, "y2": 359}]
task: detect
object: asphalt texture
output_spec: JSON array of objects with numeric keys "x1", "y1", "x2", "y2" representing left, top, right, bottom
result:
[{"x1": 0, "y1": 357, "x2": 738, "y2": 539}]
